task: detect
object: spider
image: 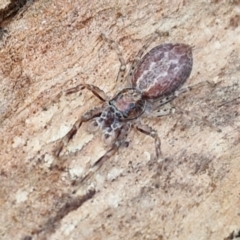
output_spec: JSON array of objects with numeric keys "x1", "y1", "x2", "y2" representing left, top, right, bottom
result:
[{"x1": 54, "y1": 32, "x2": 193, "y2": 168}]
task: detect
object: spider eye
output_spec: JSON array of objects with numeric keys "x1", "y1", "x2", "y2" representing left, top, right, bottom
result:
[{"x1": 129, "y1": 103, "x2": 135, "y2": 109}]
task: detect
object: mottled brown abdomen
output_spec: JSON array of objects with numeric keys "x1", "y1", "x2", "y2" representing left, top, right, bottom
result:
[{"x1": 132, "y1": 43, "x2": 193, "y2": 99}]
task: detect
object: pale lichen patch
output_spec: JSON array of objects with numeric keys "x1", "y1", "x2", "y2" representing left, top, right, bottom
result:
[
  {"x1": 107, "y1": 167, "x2": 123, "y2": 181},
  {"x1": 15, "y1": 187, "x2": 32, "y2": 204}
]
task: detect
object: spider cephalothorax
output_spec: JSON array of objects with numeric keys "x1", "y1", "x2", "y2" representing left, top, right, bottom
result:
[
  {"x1": 55, "y1": 32, "x2": 193, "y2": 169},
  {"x1": 88, "y1": 88, "x2": 145, "y2": 144},
  {"x1": 109, "y1": 88, "x2": 145, "y2": 120}
]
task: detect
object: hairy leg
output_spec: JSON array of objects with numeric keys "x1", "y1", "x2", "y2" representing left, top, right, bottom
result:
[
  {"x1": 54, "y1": 106, "x2": 104, "y2": 157},
  {"x1": 100, "y1": 33, "x2": 127, "y2": 84},
  {"x1": 145, "y1": 103, "x2": 175, "y2": 118},
  {"x1": 146, "y1": 80, "x2": 217, "y2": 117},
  {"x1": 134, "y1": 121, "x2": 161, "y2": 159},
  {"x1": 128, "y1": 31, "x2": 169, "y2": 82},
  {"x1": 45, "y1": 83, "x2": 107, "y2": 112},
  {"x1": 66, "y1": 83, "x2": 107, "y2": 102},
  {"x1": 75, "y1": 123, "x2": 131, "y2": 184},
  {"x1": 96, "y1": 123, "x2": 131, "y2": 165}
]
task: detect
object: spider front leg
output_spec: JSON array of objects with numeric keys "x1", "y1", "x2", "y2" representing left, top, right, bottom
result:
[
  {"x1": 54, "y1": 106, "x2": 104, "y2": 157},
  {"x1": 74, "y1": 123, "x2": 131, "y2": 185},
  {"x1": 66, "y1": 83, "x2": 108, "y2": 102},
  {"x1": 94, "y1": 122, "x2": 131, "y2": 166},
  {"x1": 128, "y1": 31, "x2": 169, "y2": 81},
  {"x1": 46, "y1": 83, "x2": 107, "y2": 111},
  {"x1": 100, "y1": 33, "x2": 127, "y2": 84},
  {"x1": 134, "y1": 122, "x2": 161, "y2": 160}
]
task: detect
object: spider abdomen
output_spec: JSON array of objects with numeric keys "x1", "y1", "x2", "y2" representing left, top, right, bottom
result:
[{"x1": 132, "y1": 43, "x2": 193, "y2": 99}]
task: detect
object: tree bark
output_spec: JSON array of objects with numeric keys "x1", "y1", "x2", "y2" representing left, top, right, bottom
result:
[{"x1": 1, "y1": 1, "x2": 240, "y2": 239}]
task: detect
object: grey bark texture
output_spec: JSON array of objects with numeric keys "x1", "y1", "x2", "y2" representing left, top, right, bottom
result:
[{"x1": 0, "y1": 0, "x2": 240, "y2": 239}]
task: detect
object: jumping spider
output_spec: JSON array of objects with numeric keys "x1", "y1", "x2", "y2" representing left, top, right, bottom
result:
[{"x1": 54, "y1": 32, "x2": 193, "y2": 168}]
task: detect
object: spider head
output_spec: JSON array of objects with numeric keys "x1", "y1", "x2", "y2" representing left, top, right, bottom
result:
[{"x1": 109, "y1": 88, "x2": 145, "y2": 120}]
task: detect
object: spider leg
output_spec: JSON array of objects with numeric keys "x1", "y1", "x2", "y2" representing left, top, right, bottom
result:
[
  {"x1": 76, "y1": 123, "x2": 131, "y2": 184},
  {"x1": 128, "y1": 31, "x2": 169, "y2": 81},
  {"x1": 134, "y1": 122, "x2": 161, "y2": 159},
  {"x1": 100, "y1": 33, "x2": 127, "y2": 85},
  {"x1": 154, "y1": 93, "x2": 177, "y2": 107},
  {"x1": 45, "y1": 83, "x2": 107, "y2": 111},
  {"x1": 167, "y1": 81, "x2": 219, "y2": 130},
  {"x1": 94, "y1": 123, "x2": 131, "y2": 167},
  {"x1": 145, "y1": 80, "x2": 216, "y2": 117},
  {"x1": 145, "y1": 103, "x2": 175, "y2": 118},
  {"x1": 178, "y1": 80, "x2": 217, "y2": 94},
  {"x1": 66, "y1": 83, "x2": 107, "y2": 102},
  {"x1": 175, "y1": 106, "x2": 221, "y2": 132},
  {"x1": 54, "y1": 106, "x2": 104, "y2": 157}
]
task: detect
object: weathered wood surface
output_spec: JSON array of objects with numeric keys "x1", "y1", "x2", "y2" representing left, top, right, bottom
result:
[{"x1": 1, "y1": 1, "x2": 240, "y2": 239}]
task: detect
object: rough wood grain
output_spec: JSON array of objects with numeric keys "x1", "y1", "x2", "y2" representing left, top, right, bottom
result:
[{"x1": 1, "y1": 0, "x2": 240, "y2": 239}]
